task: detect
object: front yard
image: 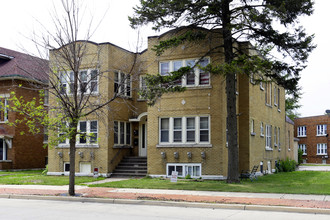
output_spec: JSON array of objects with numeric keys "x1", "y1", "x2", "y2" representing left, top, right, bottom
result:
[
  {"x1": 1, "y1": 170, "x2": 330, "y2": 195},
  {"x1": 89, "y1": 171, "x2": 330, "y2": 195},
  {"x1": 0, "y1": 170, "x2": 105, "y2": 185}
]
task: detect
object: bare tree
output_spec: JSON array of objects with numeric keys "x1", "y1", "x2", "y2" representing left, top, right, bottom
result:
[{"x1": 13, "y1": 0, "x2": 142, "y2": 196}]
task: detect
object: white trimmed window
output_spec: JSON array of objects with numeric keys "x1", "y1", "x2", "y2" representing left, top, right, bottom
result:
[
  {"x1": 317, "y1": 143, "x2": 327, "y2": 155},
  {"x1": 278, "y1": 127, "x2": 281, "y2": 149},
  {"x1": 167, "y1": 163, "x2": 201, "y2": 178},
  {"x1": 114, "y1": 71, "x2": 131, "y2": 97},
  {"x1": 59, "y1": 69, "x2": 98, "y2": 94},
  {"x1": 159, "y1": 116, "x2": 210, "y2": 144},
  {"x1": 265, "y1": 82, "x2": 272, "y2": 106},
  {"x1": 265, "y1": 124, "x2": 272, "y2": 150},
  {"x1": 260, "y1": 122, "x2": 264, "y2": 137},
  {"x1": 139, "y1": 75, "x2": 147, "y2": 99},
  {"x1": 274, "y1": 86, "x2": 278, "y2": 106},
  {"x1": 78, "y1": 120, "x2": 98, "y2": 145},
  {"x1": 159, "y1": 58, "x2": 210, "y2": 86},
  {"x1": 317, "y1": 125, "x2": 327, "y2": 136},
  {"x1": 0, "y1": 97, "x2": 9, "y2": 122},
  {"x1": 274, "y1": 127, "x2": 277, "y2": 146},
  {"x1": 277, "y1": 88, "x2": 281, "y2": 110},
  {"x1": 114, "y1": 121, "x2": 131, "y2": 145},
  {"x1": 250, "y1": 119, "x2": 255, "y2": 136},
  {"x1": 299, "y1": 144, "x2": 307, "y2": 155},
  {"x1": 297, "y1": 126, "x2": 306, "y2": 137}
]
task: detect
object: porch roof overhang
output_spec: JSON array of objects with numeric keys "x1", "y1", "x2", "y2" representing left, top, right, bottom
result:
[{"x1": 129, "y1": 112, "x2": 148, "y2": 122}]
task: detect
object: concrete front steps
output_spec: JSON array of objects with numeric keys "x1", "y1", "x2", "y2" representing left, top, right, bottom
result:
[{"x1": 111, "y1": 156, "x2": 147, "y2": 177}]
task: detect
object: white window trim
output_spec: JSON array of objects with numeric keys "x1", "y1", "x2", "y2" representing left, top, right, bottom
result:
[
  {"x1": 114, "y1": 71, "x2": 132, "y2": 98},
  {"x1": 77, "y1": 120, "x2": 98, "y2": 146},
  {"x1": 138, "y1": 75, "x2": 147, "y2": 100},
  {"x1": 317, "y1": 124, "x2": 327, "y2": 136},
  {"x1": 159, "y1": 116, "x2": 210, "y2": 146},
  {"x1": 260, "y1": 122, "x2": 264, "y2": 137},
  {"x1": 58, "y1": 120, "x2": 99, "y2": 147},
  {"x1": 114, "y1": 121, "x2": 131, "y2": 146},
  {"x1": 297, "y1": 126, "x2": 307, "y2": 137},
  {"x1": 166, "y1": 163, "x2": 202, "y2": 178},
  {"x1": 159, "y1": 58, "x2": 210, "y2": 87},
  {"x1": 0, "y1": 94, "x2": 10, "y2": 123},
  {"x1": 299, "y1": 144, "x2": 307, "y2": 155},
  {"x1": 317, "y1": 143, "x2": 327, "y2": 155},
  {"x1": 60, "y1": 69, "x2": 99, "y2": 95},
  {"x1": 250, "y1": 119, "x2": 256, "y2": 136},
  {"x1": 265, "y1": 124, "x2": 272, "y2": 150}
]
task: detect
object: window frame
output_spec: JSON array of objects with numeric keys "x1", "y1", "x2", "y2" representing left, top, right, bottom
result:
[
  {"x1": 317, "y1": 143, "x2": 327, "y2": 155},
  {"x1": 0, "y1": 95, "x2": 9, "y2": 122},
  {"x1": 297, "y1": 126, "x2": 307, "y2": 137},
  {"x1": 317, "y1": 124, "x2": 327, "y2": 136},
  {"x1": 166, "y1": 163, "x2": 201, "y2": 178},
  {"x1": 159, "y1": 116, "x2": 210, "y2": 145},
  {"x1": 114, "y1": 71, "x2": 132, "y2": 98},
  {"x1": 59, "y1": 69, "x2": 99, "y2": 95},
  {"x1": 265, "y1": 124, "x2": 272, "y2": 150},
  {"x1": 298, "y1": 144, "x2": 307, "y2": 155},
  {"x1": 159, "y1": 58, "x2": 210, "y2": 87},
  {"x1": 114, "y1": 121, "x2": 132, "y2": 146}
]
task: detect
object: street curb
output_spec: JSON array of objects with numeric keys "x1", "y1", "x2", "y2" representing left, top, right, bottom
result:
[{"x1": 1, "y1": 194, "x2": 330, "y2": 215}]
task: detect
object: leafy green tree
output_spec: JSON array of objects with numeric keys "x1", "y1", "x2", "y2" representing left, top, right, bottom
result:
[
  {"x1": 286, "y1": 90, "x2": 302, "y2": 120},
  {"x1": 130, "y1": 0, "x2": 315, "y2": 182}
]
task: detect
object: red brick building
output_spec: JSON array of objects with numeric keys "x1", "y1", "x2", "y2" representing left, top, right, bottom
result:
[
  {"x1": 294, "y1": 113, "x2": 330, "y2": 164},
  {"x1": 0, "y1": 47, "x2": 48, "y2": 169}
]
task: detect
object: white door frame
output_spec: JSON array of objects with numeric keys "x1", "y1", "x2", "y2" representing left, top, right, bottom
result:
[{"x1": 139, "y1": 120, "x2": 147, "y2": 157}]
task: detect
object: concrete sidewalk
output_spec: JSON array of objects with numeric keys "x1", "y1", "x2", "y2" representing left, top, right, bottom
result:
[{"x1": 1, "y1": 182, "x2": 330, "y2": 214}]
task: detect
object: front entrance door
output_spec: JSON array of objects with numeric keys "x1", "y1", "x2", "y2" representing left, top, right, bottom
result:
[{"x1": 139, "y1": 122, "x2": 147, "y2": 157}]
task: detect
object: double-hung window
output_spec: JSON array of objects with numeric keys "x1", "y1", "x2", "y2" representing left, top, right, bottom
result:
[
  {"x1": 114, "y1": 71, "x2": 131, "y2": 97},
  {"x1": 317, "y1": 143, "x2": 327, "y2": 155},
  {"x1": 159, "y1": 116, "x2": 210, "y2": 145},
  {"x1": 297, "y1": 126, "x2": 307, "y2": 137},
  {"x1": 114, "y1": 121, "x2": 131, "y2": 145},
  {"x1": 265, "y1": 82, "x2": 272, "y2": 106},
  {"x1": 317, "y1": 125, "x2": 327, "y2": 136},
  {"x1": 159, "y1": 58, "x2": 210, "y2": 86},
  {"x1": 0, "y1": 96, "x2": 9, "y2": 122},
  {"x1": 265, "y1": 124, "x2": 272, "y2": 150},
  {"x1": 78, "y1": 120, "x2": 98, "y2": 145},
  {"x1": 59, "y1": 69, "x2": 98, "y2": 94},
  {"x1": 274, "y1": 127, "x2": 277, "y2": 146},
  {"x1": 299, "y1": 144, "x2": 307, "y2": 155}
]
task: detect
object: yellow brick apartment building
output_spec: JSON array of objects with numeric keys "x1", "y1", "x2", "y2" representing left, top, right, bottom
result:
[{"x1": 48, "y1": 27, "x2": 294, "y2": 178}]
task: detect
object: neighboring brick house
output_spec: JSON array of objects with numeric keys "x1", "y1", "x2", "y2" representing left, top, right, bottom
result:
[
  {"x1": 294, "y1": 113, "x2": 330, "y2": 164},
  {"x1": 0, "y1": 47, "x2": 48, "y2": 169},
  {"x1": 47, "y1": 27, "x2": 294, "y2": 178}
]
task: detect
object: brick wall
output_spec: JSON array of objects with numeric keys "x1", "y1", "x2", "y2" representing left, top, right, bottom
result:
[{"x1": 295, "y1": 115, "x2": 330, "y2": 163}]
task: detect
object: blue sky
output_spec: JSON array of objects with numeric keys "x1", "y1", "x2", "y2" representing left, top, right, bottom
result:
[{"x1": 0, "y1": 0, "x2": 328, "y2": 117}]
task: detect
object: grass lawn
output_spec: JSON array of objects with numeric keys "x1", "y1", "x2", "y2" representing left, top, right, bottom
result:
[
  {"x1": 89, "y1": 171, "x2": 330, "y2": 195},
  {"x1": 0, "y1": 170, "x2": 105, "y2": 185}
]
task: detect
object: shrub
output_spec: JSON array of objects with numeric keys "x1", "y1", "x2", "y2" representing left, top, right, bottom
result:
[
  {"x1": 298, "y1": 148, "x2": 303, "y2": 164},
  {"x1": 276, "y1": 158, "x2": 297, "y2": 172}
]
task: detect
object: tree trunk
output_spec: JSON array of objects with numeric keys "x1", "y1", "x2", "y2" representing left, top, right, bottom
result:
[
  {"x1": 68, "y1": 136, "x2": 76, "y2": 196},
  {"x1": 222, "y1": 0, "x2": 240, "y2": 183}
]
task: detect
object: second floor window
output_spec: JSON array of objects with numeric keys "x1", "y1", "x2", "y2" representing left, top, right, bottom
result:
[
  {"x1": 317, "y1": 124, "x2": 327, "y2": 136},
  {"x1": 60, "y1": 69, "x2": 98, "y2": 94},
  {"x1": 0, "y1": 97, "x2": 9, "y2": 122},
  {"x1": 159, "y1": 58, "x2": 210, "y2": 87},
  {"x1": 78, "y1": 120, "x2": 98, "y2": 144},
  {"x1": 297, "y1": 126, "x2": 307, "y2": 137},
  {"x1": 114, "y1": 71, "x2": 131, "y2": 97}
]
